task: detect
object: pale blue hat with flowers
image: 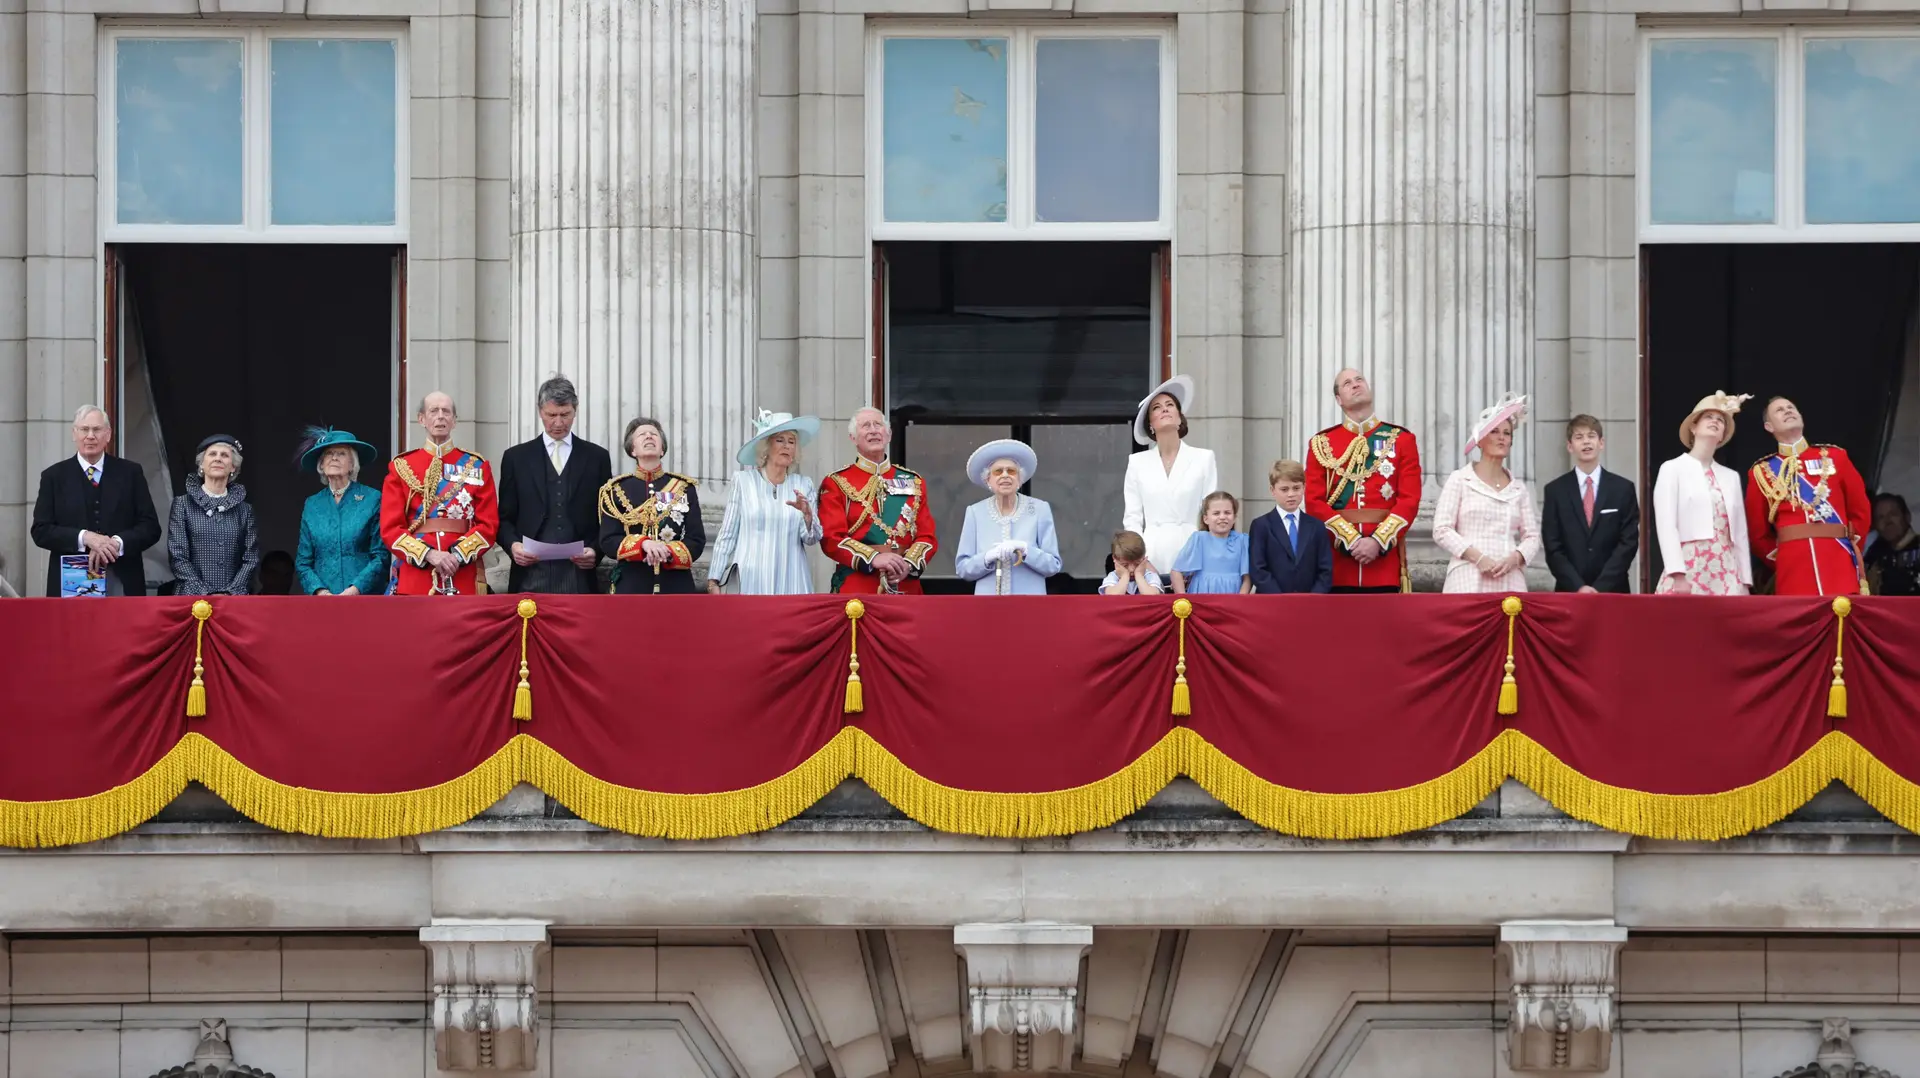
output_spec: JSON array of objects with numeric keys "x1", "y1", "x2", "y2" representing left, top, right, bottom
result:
[{"x1": 737, "y1": 408, "x2": 821, "y2": 467}]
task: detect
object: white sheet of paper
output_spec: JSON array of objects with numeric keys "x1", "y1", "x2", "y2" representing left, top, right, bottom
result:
[{"x1": 522, "y1": 538, "x2": 587, "y2": 561}]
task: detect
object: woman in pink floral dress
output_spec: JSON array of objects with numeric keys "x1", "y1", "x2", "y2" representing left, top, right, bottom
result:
[{"x1": 1653, "y1": 391, "x2": 1754, "y2": 595}]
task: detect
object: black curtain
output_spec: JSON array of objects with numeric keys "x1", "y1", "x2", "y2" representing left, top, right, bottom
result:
[
  {"x1": 120, "y1": 244, "x2": 396, "y2": 558},
  {"x1": 1646, "y1": 243, "x2": 1918, "y2": 582}
]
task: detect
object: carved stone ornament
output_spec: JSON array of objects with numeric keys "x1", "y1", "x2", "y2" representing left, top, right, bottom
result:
[
  {"x1": 1499, "y1": 921, "x2": 1628, "y2": 1072},
  {"x1": 419, "y1": 920, "x2": 550, "y2": 1071},
  {"x1": 1771, "y1": 1018, "x2": 1904, "y2": 1078},
  {"x1": 148, "y1": 1019, "x2": 274, "y2": 1078},
  {"x1": 954, "y1": 923, "x2": 1093, "y2": 1073}
]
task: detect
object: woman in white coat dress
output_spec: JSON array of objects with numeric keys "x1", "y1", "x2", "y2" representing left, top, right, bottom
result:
[
  {"x1": 1653, "y1": 390, "x2": 1754, "y2": 595},
  {"x1": 1122, "y1": 375, "x2": 1219, "y2": 574}
]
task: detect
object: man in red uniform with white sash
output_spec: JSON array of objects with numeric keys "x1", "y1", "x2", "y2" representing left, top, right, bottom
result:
[
  {"x1": 381, "y1": 391, "x2": 500, "y2": 595},
  {"x1": 1745, "y1": 396, "x2": 1869, "y2": 597},
  {"x1": 1305, "y1": 368, "x2": 1423, "y2": 592}
]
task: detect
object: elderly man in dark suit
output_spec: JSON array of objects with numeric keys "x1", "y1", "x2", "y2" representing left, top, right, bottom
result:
[
  {"x1": 30, "y1": 405, "x2": 162, "y2": 596},
  {"x1": 1542, "y1": 415, "x2": 1640, "y2": 593},
  {"x1": 497, "y1": 375, "x2": 613, "y2": 593}
]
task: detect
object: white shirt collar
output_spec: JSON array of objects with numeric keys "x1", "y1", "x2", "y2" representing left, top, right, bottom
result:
[
  {"x1": 543, "y1": 432, "x2": 573, "y2": 451},
  {"x1": 1574, "y1": 463, "x2": 1602, "y2": 486},
  {"x1": 76, "y1": 453, "x2": 104, "y2": 475}
]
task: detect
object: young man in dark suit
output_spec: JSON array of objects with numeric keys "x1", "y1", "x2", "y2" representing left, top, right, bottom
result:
[
  {"x1": 1542, "y1": 415, "x2": 1640, "y2": 593},
  {"x1": 30, "y1": 405, "x2": 162, "y2": 596},
  {"x1": 1250, "y1": 459, "x2": 1333, "y2": 593},
  {"x1": 497, "y1": 375, "x2": 614, "y2": 593}
]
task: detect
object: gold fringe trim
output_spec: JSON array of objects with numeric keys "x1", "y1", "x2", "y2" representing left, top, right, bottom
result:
[
  {"x1": 0, "y1": 729, "x2": 1903, "y2": 848},
  {"x1": 1181, "y1": 727, "x2": 1507, "y2": 839},
  {"x1": 527, "y1": 729, "x2": 857, "y2": 840},
  {"x1": 851, "y1": 727, "x2": 1182, "y2": 837},
  {"x1": 1503, "y1": 729, "x2": 1837, "y2": 841}
]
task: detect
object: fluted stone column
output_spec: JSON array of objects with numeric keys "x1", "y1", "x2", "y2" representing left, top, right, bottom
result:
[
  {"x1": 1285, "y1": 0, "x2": 1534, "y2": 496},
  {"x1": 509, "y1": 0, "x2": 755, "y2": 486}
]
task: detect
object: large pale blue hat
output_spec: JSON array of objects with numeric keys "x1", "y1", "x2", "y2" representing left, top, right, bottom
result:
[
  {"x1": 296, "y1": 426, "x2": 378, "y2": 473},
  {"x1": 737, "y1": 408, "x2": 821, "y2": 467},
  {"x1": 966, "y1": 438, "x2": 1038, "y2": 488}
]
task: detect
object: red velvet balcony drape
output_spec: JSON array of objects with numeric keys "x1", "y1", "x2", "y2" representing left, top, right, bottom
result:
[{"x1": 1, "y1": 593, "x2": 1913, "y2": 847}]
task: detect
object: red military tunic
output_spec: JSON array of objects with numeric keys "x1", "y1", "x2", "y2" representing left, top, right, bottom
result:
[
  {"x1": 380, "y1": 443, "x2": 500, "y2": 595},
  {"x1": 1745, "y1": 439, "x2": 1870, "y2": 597},
  {"x1": 1306, "y1": 416, "x2": 1422, "y2": 591},
  {"x1": 819, "y1": 455, "x2": 937, "y2": 594}
]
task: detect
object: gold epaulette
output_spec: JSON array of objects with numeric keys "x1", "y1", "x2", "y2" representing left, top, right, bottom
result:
[{"x1": 664, "y1": 472, "x2": 696, "y2": 487}]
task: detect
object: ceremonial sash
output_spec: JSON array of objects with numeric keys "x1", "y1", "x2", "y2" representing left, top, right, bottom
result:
[{"x1": 1769, "y1": 455, "x2": 1859, "y2": 571}]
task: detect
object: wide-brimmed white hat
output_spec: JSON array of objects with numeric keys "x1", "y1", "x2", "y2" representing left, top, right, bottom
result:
[
  {"x1": 1464, "y1": 393, "x2": 1528, "y2": 457},
  {"x1": 736, "y1": 408, "x2": 820, "y2": 466},
  {"x1": 1133, "y1": 374, "x2": 1194, "y2": 445},
  {"x1": 966, "y1": 438, "x2": 1038, "y2": 488},
  {"x1": 1678, "y1": 391, "x2": 1753, "y2": 450}
]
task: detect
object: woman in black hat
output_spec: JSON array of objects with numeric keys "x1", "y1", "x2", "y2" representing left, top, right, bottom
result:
[{"x1": 167, "y1": 434, "x2": 260, "y2": 596}]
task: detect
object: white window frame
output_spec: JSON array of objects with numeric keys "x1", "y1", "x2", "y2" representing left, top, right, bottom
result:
[
  {"x1": 100, "y1": 22, "x2": 410, "y2": 244},
  {"x1": 1639, "y1": 25, "x2": 1920, "y2": 243},
  {"x1": 867, "y1": 22, "x2": 1175, "y2": 242}
]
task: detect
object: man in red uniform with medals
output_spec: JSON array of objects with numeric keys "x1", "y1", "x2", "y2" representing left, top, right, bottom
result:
[
  {"x1": 1745, "y1": 396, "x2": 1870, "y2": 597},
  {"x1": 381, "y1": 391, "x2": 500, "y2": 595},
  {"x1": 819, "y1": 407, "x2": 937, "y2": 594},
  {"x1": 1305, "y1": 368, "x2": 1423, "y2": 592}
]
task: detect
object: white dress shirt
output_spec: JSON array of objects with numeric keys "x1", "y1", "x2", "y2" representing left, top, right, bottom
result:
[{"x1": 542, "y1": 431, "x2": 573, "y2": 472}]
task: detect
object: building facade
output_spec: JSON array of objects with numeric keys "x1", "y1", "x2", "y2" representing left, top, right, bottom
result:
[{"x1": 5, "y1": 0, "x2": 1920, "y2": 1075}]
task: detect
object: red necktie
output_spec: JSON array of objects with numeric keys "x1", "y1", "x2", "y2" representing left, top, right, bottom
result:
[{"x1": 1582, "y1": 476, "x2": 1595, "y2": 526}]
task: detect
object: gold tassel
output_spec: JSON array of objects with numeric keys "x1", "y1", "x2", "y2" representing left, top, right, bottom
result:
[
  {"x1": 1497, "y1": 595, "x2": 1522, "y2": 717},
  {"x1": 186, "y1": 599, "x2": 212, "y2": 718},
  {"x1": 1828, "y1": 595, "x2": 1852, "y2": 719},
  {"x1": 512, "y1": 599, "x2": 537, "y2": 721},
  {"x1": 1170, "y1": 597, "x2": 1193, "y2": 716},
  {"x1": 844, "y1": 599, "x2": 866, "y2": 714}
]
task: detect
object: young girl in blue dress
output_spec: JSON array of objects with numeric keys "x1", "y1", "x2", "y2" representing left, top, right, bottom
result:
[{"x1": 1172, "y1": 491, "x2": 1252, "y2": 594}]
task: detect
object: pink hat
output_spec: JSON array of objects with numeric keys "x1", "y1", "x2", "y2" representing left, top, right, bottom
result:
[{"x1": 1464, "y1": 393, "x2": 1527, "y2": 457}]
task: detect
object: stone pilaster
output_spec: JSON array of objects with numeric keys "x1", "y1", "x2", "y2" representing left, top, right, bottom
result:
[
  {"x1": 954, "y1": 923, "x2": 1093, "y2": 1073},
  {"x1": 420, "y1": 919, "x2": 549, "y2": 1071},
  {"x1": 1286, "y1": 0, "x2": 1535, "y2": 495},
  {"x1": 508, "y1": 0, "x2": 755, "y2": 485},
  {"x1": 1499, "y1": 920, "x2": 1625, "y2": 1072}
]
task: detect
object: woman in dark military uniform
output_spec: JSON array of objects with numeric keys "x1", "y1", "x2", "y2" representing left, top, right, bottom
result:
[{"x1": 597, "y1": 417, "x2": 705, "y2": 594}]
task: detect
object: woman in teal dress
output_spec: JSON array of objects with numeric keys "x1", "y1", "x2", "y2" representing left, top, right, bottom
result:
[
  {"x1": 294, "y1": 427, "x2": 389, "y2": 595},
  {"x1": 1172, "y1": 491, "x2": 1252, "y2": 594}
]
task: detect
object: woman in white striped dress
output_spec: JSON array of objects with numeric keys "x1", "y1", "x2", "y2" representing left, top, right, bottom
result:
[{"x1": 707, "y1": 410, "x2": 824, "y2": 595}]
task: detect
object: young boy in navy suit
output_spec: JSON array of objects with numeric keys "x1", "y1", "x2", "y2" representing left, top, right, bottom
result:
[{"x1": 1250, "y1": 460, "x2": 1333, "y2": 593}]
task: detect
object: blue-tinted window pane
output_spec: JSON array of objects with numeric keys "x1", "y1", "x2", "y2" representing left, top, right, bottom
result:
[
  {"x1": 1805, "y1": 39, "x2": 1920, "y2": 224},
  {"x1": 882, "y1": 38, "x2": 1008, "y2": 223},
  {"x1": 1035, "y1": 38, "x2": 1160, "y2": 223},
  {"x1": 115, "y1": 39, "x2": 245, "y2": 226},
  {"x1": 271, "y1": 39, "x2": 398, "y2": 226},
  {"x1": 1649, "y1": 39, "x2": 1777, "y2": 225}
]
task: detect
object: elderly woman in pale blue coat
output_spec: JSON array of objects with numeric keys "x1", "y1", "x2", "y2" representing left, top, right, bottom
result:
[
  {"x1": 294, "y1": 427, "x2": 389, "y2": 596},
  {"x1": 954, "y1": 438, "x2": 1062, "y2": 595},
  {"x1": 708, "y1": 410, "x2": 823, "y2": 595}
]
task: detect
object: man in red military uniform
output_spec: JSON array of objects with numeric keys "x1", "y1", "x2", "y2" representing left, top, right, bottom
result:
[
  {"x1": 1305, "y1": 368, "x2": 1423, "y2": 592},
  {"x1": 1745, "y1": 396, "x2": 1870, "y2": 597},
  {"x1": 381, "y1": 391, "x2": 500, "y2": 595},
  {"x1": 820, "y1": 407, "x2": 937, "y2": 594}
]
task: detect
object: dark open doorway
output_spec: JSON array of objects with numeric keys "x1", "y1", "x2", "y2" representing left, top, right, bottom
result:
[
  {"x1": 1643, "y1": 243, "x2": 1920, "y2": 586},
  {"x1": 113, "y1": 243, "x2": 400, "y2": 579},
  {"x1": 877, "y1": 240, "x2": 1161, "y2": 593}
]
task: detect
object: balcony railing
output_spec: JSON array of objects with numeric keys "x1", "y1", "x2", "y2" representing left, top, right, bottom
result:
[{"x1": 0, "y1": 593, "x2": 1911, "y2": 848}]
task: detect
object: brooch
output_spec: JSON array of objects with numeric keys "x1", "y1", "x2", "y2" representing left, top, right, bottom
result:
[{"x1": 1379, "y1": 460, "x2": 1396, "y2": 479}]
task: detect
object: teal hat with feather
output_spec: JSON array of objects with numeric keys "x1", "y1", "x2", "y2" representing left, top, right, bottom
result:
[{"x1": 296, "y1": 426, "x2": 378, "y2": 474}]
